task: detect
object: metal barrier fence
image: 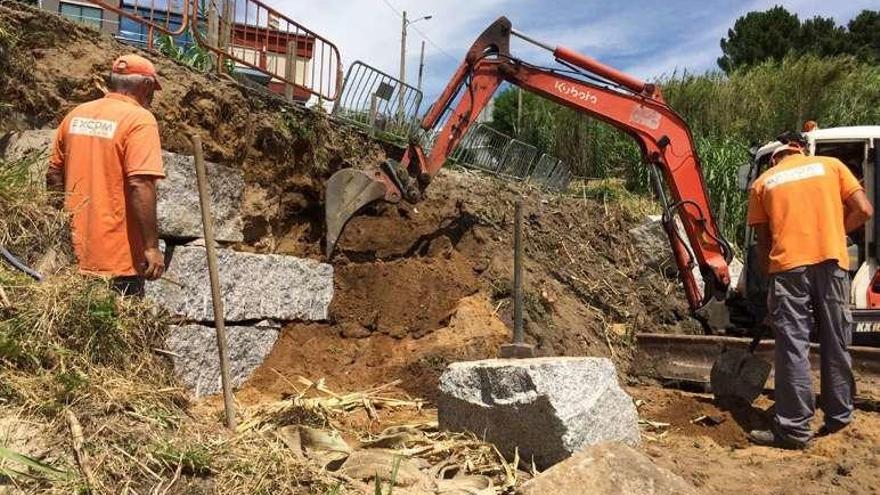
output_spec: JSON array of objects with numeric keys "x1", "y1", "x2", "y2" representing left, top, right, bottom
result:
[
  {"x1": 447, "y1": 123, "x2": 572, "y2": 192},
  {"x1": 84, "y1": 0, "x2": 342, "y2": 102},
  {"x1": 191, "y1": 0, "x2": 342, "y2": 102},
  {"x1": 332, "y1": 61, "x2": 423, "y2": 142},
  {"x1": 449, "y1": 123, "x2": 512, "y2": 173},
  {"x1": 498, "y1": 139, "x2": 538, "y2": 180},
  {"x1": 531, "y1": 153, "x2": 572, "y2": 191}
]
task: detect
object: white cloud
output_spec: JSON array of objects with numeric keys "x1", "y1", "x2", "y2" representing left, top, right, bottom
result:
[{"x1": 276, "y1": 0, "x2": 876, "y2": 102}]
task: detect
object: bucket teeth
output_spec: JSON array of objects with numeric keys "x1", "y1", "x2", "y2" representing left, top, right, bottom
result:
[{"x1": 324, "y1": 169, "x2": 388, "y2": 258}]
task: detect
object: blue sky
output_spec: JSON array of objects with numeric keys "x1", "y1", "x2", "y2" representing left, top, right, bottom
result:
[{"x1": 282, "y1": 0, "x2": 876, "y2": 104}]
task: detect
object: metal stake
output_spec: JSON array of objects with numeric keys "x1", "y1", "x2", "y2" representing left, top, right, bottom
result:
[
  {"x1": 513, "y1": 199, "x2": 524, "y2": 344},
  {"x1": 500, "y1": 199, "x2": 535, "y2": 359},
  {"x1": 191, "y1": 134, "x2": 237, "y2": 429}
]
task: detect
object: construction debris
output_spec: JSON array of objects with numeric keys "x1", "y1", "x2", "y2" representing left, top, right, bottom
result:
[
  {"x1": 438, "y1": 357, "x2": 640, "y2": 469},
  {"x1": 516, "y1": 442, "x2": 697, "y2": 495}
]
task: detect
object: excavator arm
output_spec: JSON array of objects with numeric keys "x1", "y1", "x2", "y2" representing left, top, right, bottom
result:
[{"x1": 325, "y1": 17, "x2": 732, "y2": 310}]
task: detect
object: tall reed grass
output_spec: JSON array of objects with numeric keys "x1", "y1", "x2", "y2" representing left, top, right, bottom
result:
[{"x1": 496, "y1": 54, "x2": 880, "y2": 250}]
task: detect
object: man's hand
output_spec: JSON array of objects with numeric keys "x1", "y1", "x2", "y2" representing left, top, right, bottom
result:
[{"x1": 143, "y1": 247, "x2": 165, "y2": 280}]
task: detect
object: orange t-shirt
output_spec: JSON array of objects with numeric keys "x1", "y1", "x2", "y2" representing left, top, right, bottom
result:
[
  {"x1": 747, "y1": 153, "x2": 862, "y2": 274},
  {"x1": 49, "y1": 93, "x2": 165, "y2": 277}
]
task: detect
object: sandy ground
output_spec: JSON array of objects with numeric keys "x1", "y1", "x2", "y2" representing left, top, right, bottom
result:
[{"x1": 632, "y1": 386, "x2": 880, "y2": 494}]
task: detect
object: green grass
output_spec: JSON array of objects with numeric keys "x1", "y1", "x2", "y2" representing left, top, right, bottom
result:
[
  {"x1": 150, "y1": 440, "x2": 214, "y2": 476},
  {"x1": 0, "y1": 446, "x2": 70, "y2": 482}
]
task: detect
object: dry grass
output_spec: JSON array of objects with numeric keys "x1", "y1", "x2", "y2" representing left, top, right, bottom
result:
[
  {"x1": 0, "y1": 154, "x2": 336, "y2": 493},
  {"x1": 0, "y1": 153, "x2": 69, "y2": 267}
]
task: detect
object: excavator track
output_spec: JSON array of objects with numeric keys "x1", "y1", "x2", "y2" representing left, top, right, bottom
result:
[{"x1": 634, "y1": 333, "x2": 880, "y2": 404}]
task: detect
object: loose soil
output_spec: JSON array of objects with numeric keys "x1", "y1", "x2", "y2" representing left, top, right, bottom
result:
[{"x1": 633, "y1": 386, "x2": 880, "y2": 494}]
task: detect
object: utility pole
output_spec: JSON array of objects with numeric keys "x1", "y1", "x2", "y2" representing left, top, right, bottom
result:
[
  {"x1": 516, "y1": 88, "x2": 523, "y2": 137},
  {"x1": 398, "y1": 13, "x2": 431, "y2": 120},
  {"x1": 417, "y1": 40, "x2": 426, "y2": 92},
  {"x1": 399, "y1": 10, "x2": 407, "y2": 121}
]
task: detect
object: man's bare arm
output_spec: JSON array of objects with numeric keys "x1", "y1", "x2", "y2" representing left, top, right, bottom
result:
[
  {"x1": 127, "y1": 175, "x2": 164, "y2": 280},
  {"x1": 754, "y1": 223, "x2": 771, "y2": 281},
  {"x1": 845, "y1": 190, "x2": 873, "y2": 233}
]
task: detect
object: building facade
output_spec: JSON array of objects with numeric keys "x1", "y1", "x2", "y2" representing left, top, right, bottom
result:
[{"x1": 42, "y1": 0, "x2": 120, "y2": 37}]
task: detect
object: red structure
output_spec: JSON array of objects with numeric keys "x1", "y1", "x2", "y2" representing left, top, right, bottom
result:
[{"x1": 231, "y1": 24, "x2": 315, "y2": 99}]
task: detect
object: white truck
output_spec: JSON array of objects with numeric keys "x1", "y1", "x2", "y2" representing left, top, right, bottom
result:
[{"x1": 736, "y1": 126, "x2": 880, "y2": 343}]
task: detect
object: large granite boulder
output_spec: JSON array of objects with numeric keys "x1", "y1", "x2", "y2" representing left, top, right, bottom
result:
[
  {"x1": 146, "y1": 246, "x2": 333, "y2": 322},
  {"x1": 0, "y1": 129, "x2": 55, "y2": 181},
  {"x1": 166, "y1": 321, "x2": 280, "y2": 396},
  {"x1": 517, "y1": 442, "x2": 697, "y2": 495},
  {"x1": 157, "y1": 151, "x2": 244, "y2": 243},
  {"x1": 438, "y1": 357, "x2": 640, "y2": 469}
]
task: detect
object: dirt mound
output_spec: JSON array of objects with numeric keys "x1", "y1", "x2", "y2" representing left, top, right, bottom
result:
[
  {"x1": 239, "y1": 169, "x2": 697, "y2": 401},
  {"x1": 242, "y1": 295, "x2": 509, "y2": 402},
  {"x1": 333, "y1": 251, "x2": 478, "y2": 339},
  {"x1": 638, "y1": 389, "x2": 757, "y2": 448}
]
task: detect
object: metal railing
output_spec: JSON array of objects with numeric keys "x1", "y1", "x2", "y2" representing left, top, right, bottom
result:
[
  {"x1": 191, "y1": 0, "x2": 342, "y2": 102},
  {"x1": 449, "y1": 123, "x2": 513, "y2": 173},
  {"x1": 83, "y1": 0, "x2": 342, "y2": 102},
  {"x1": 332, "y1": 61, "x2": 423, "y2": 142},
  {"x1": 447, "y1": 123, "x2": 572, "y2": 192},
  {"x1": 531, "y1": 153, "x2": 572, "y2": 191},
  {"x1": 498, "y1": 139, "x2": 538, "y2": 180}
]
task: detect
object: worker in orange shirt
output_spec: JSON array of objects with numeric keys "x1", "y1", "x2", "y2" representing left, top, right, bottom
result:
[
  {"x1": 47, "y1": 54, "x2": 166, "y2": 296},
  {"x1": 746, "y1": 138, "x2": 873, "y2": 449}
]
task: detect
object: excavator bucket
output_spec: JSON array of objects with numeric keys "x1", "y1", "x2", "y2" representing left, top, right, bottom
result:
[{"x1": 324, "y1": 168, "x2": 388, "y2": 257}]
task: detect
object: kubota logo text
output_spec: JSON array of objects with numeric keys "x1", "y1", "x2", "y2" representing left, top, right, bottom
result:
[{"x1": 554, "y1": 81, "x2": 598, "y2": 104}]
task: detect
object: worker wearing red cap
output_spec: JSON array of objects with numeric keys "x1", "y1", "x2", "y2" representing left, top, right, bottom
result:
[
  {"x1": 47, "y1": 54, "x2": 165, "y2": 296},
  {"x1": 746, "y1": 139, "x2": 874, "y2": 448}
]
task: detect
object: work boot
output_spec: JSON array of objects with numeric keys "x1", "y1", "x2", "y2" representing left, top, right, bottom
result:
[
  {"x1": 747, "y1": 429, "x2": 810, "y2": 450},
  {"x1": 817, "y1": 421, "x2": 850, "y2": 437}
]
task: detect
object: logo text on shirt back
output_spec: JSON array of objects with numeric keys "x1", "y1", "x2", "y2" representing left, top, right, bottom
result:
[
  {"x1": 764, "y1": 163, "x2": 825, "y2": 190},
  {"x1": 69, "y1": 117, "x2": 118, "y2": 139}
]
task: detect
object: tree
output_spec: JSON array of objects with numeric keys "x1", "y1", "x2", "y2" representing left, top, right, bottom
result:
[
  {"x1": 718, "y1": 6, "x2": 801, "y2": 73},
  {"x1": 489, "y1": 87, "x2": 555, "y2": 154},
  {"x1": 718, "y1": 8, "x2": 880, "y2": 71},
  {"x1": 799, "y1": 16, "x2": 852, "y2": 58},
  {"x1": 848, "y1": 10, "x2": 880, "y2": 62}
]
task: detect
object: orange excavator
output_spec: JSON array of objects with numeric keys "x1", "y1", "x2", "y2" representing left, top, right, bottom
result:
[{"x1": 325, "y1": 17, "x2": 733, "y2": 310}]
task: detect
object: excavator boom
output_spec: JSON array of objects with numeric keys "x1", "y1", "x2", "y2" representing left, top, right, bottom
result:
[{"x1": 325, "y1": 17, "x2": 732, "y2": 310}]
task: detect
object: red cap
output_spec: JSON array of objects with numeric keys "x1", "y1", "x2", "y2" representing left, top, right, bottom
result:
[{"x1": 112, "y1": 54, "x2": 161, "y2": 90}]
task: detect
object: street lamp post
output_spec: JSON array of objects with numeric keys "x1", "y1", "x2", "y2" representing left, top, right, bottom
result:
[{"x1": 399, "y1": 11, "x2": 431, "y2": 119}]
